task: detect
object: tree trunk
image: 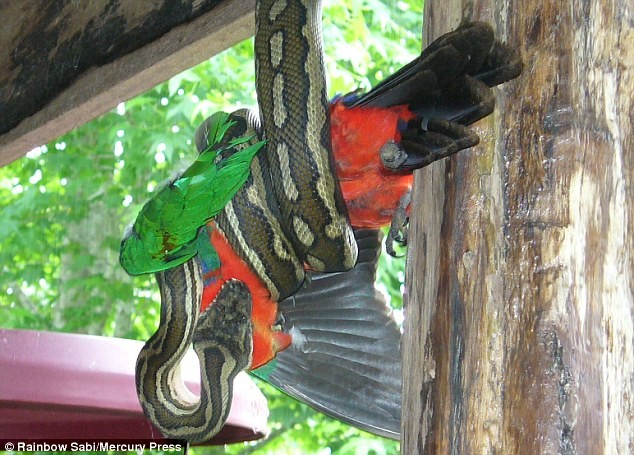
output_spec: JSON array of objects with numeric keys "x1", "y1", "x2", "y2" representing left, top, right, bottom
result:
[{"x1": 402, "y1": 0, "x2": 634, "y2": 453}]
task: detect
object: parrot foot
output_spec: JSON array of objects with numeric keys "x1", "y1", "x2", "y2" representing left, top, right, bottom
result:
[
  {"x1": 381, "y1": 116, "x2": 479, "y2": 172},
  {"x1": 387, "y1": 190, "x2": 411, "y2": 257}
]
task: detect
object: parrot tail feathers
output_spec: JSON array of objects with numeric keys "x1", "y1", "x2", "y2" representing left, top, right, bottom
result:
[
  {"x1": 346, "y1": 21, "x2": 522, "y2": 126},
  {"x1": 252, "y1": 229, "x2": 402, "y2": 439}
]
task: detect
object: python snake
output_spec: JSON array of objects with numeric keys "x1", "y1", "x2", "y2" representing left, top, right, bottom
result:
[
  {"x1": 136, "y1": 0, "x2": 356, "y2": 442},
  {"x1": 136, "y1": 260, "x2": 252, "y2": 442}
]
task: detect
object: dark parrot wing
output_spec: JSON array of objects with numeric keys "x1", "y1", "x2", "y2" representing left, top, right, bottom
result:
[
  {"x1": 347, "y1": 21, "x2": 522, "y2": 124},
  {"x1": 250, "y1": 22, "x2": 522, "y2": 439},
  {"x1": 252, "y1": 230, "x2": 402, "y2": 439},
  {"x1": 345, "y1": 22, "x2": 522, "y2": 172}
]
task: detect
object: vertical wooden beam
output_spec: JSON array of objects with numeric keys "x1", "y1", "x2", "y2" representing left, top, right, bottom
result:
[{"x1": 402, "y1": 0, "x2": 634, "y2": 453}]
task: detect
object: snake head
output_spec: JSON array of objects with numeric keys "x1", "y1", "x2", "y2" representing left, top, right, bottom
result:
[{"x1": 193, "y1": 279, "x2": 253, "y2": 370}]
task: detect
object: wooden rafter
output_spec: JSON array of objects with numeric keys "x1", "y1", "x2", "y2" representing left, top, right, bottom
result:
[{"x1": 0, "y1": 0, "x2": 255, "y2": 167}]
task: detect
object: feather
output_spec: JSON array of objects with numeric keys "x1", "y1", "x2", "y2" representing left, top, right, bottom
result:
[
  {"x1": 252, "y1": 229, "x2": 402, "y2": 439},
  {"x1": 346, "y1": 22, "x2": 522, "y2": 126},
  {"x1": 119, "y1": 112, "x2": 265, "y2": 276}
]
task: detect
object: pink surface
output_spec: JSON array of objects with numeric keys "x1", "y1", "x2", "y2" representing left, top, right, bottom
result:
[{"x1": 0, "y1": 329, "x2": 268, "y2": 444}]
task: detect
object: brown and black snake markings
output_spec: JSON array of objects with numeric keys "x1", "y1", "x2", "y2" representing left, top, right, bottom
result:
[
  {"x1": 136, "y1": 0, "x2": 358, "y2": 442},
  {"x1": 136, "y1": 260, "x2": 252, "y2": 442},
  {"x1": 134, "y1": 0, "x2": 522, "y2": 443}
]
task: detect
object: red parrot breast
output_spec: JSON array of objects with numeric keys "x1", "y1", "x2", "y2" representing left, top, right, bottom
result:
[
  {"x1": 201, "y1": 224, "x2": 291, "y2": 369},
  {"x1": 330, "y1": 100, "x2": 415, "y2": 228}
]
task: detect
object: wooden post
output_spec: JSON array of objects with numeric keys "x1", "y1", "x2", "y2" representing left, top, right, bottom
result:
[{"x1": 402, "y1": 0, "x2": 634, "y2": 453}]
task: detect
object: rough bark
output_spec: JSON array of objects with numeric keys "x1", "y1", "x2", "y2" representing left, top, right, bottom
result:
[
  {"x1": 0, "y1": 0, "x2": 255, "y2": 167},
  {"x1": 402, "y1": 0, "x2": 634, "y2": 453}
]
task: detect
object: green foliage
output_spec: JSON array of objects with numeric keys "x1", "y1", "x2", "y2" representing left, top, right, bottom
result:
[{"x1": 1, "y1": 0, "x2": 419, "y2": 452}]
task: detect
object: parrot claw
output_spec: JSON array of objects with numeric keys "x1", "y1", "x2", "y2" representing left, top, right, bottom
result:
[
  {"x1": 273, "y1": 312, "x2": 286, "y2": 331},
  {"x1": 382, "y1": 116, "x2": 480, "y2": 171},
  {"x1": 387, "y1": 190, "x2": 411, "y2": 257},
  {"x1": 379, "y1": 141, "x2": 407, "y2": 170},
  {"x1": 356, "y1": 21, "x2": 521, "y2": 175}
]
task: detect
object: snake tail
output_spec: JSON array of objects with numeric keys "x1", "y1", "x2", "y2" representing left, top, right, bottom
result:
[
  {"x1": 136, "y1": 258, "x2": 252, "y2": 443},
  {"x1": 252, "y1": 229, "x2": 402, "y2": 439}
]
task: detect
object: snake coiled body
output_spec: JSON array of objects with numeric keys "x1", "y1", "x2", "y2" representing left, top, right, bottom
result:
[
  {"x1": 137, "y1": 0, "x2": 356, "y2": 442},
  {"x1": 254, "y1": 0, "x2": 357, "y2": 273},
  {"x1": 136, "y1": 260, "x2": 252, "y2": 443},
  {"x1": 195, "y1": 0, "x2": 357, "y2": 303},
  {"x1": 196, "y1": 111, "x2": 305, "y2": 301}
]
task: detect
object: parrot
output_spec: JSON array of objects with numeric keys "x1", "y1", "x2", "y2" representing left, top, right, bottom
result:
[
  {"x1": 119, "y1": 112, "x2": 265, "y2": 276},
  {"x1": 196, "y1": 22, "x2": 522, "y2": 438},
  {"x1": 121, "y1": 21, "x2": 521, "y2": 440}
]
